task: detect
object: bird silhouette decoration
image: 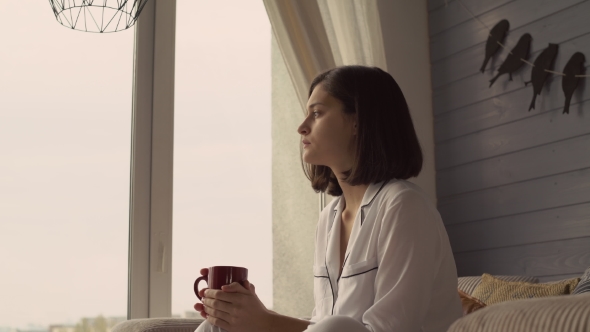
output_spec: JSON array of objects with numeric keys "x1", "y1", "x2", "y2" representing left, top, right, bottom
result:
[
  {"x1": 481, "y1": 19, "x2": 510, "y2": 73},
  {"x1": 524, "y1": 43, "x2": 559, "y2": 111},
  {"x1": 489, "y1": 33, "x2": 532, "y2": 88},
  {"x1": 562, "y1": 52, "x2": 586, "y2": 114}
]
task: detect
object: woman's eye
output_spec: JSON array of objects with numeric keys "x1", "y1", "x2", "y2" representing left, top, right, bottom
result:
[{"x1": 312, "y1": 111, "x2": 320, "y2": 117}]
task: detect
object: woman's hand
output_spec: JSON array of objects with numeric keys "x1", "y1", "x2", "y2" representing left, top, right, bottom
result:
[{"x1": 195, "y1": 279, "x2": 274, "y2": 332}]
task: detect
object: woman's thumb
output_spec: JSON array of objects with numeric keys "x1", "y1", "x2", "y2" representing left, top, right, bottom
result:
[{"x1": 243, "y1": 280, "x2": 256, "y2": 294}]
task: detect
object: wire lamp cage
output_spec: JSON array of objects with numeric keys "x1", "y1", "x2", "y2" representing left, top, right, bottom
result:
[{"x1": 48, "y1": 0, "x2": 150, "y2": 33}]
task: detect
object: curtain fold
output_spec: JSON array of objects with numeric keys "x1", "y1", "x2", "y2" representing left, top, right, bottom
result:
[
  {"x1": 262, "y1": 0, "x2": 335, "y2": 110},
  {"x1": 318, "y1": 0, "x2": 387, "y2": 68}
]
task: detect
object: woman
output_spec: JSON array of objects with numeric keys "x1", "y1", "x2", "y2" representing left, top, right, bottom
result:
[{"x1": 194, "y1": 66, "x2": 463, "y2": 332}]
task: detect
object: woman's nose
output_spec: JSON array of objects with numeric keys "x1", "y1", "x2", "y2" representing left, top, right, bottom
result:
[{"x1": 297, "y1": 121, "x2": 309, "y2": 135}]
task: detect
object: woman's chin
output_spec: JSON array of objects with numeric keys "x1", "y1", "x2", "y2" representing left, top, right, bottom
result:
[
  {"x1": 303, "y1": 158, "x2": 325, "y2": 167},
  {"x1": 302, "y1": 154, "x2": 318, "y2": 165}
]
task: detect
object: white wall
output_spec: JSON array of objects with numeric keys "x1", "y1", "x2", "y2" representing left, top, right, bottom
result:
[{"x1": 377, "y1": 0, "x2": 436, "y2": 203}]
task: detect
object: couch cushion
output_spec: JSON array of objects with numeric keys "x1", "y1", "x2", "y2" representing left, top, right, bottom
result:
[
  {"x1": 112, "y1": 318, "x2": 204, "y2": 332},
  {"x1": 457, "y1": 275, "x2": 539, "y2": 296},
  {"x1": 572, "y1": 266, "x2": 590, "y2": 295},
  {"x1": 471, "y1": 273, "x2": 580, "y2": 305},
  {"x1": 448, "y1": 293, "x2": 590, "y2": 332}
]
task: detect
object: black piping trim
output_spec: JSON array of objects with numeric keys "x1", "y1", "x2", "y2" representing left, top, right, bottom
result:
[
  {"x1": 340, "y1": 266, "x2": 378, "y2": 279},
  {"x1": 361, "y1": 209, "x2": 365, "y2": 226},
  {"x1": 325, "y1": 263, "x2": 335, "y2": 315},
  {"x1": 336, "y1": 254, "x2": 350, "y2": 283},
  {"x1": 313, "y1": 275, "x2": 329, "y2": 278}
]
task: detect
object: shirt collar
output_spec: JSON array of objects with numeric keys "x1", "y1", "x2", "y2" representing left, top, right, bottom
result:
[{"x1": 332, "y1": 179, "x2": 391, "y2": 213}]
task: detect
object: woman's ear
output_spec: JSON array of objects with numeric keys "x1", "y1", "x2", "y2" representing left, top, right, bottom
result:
[{"x1": 348, "y1": 113, "x2": 358, "y2": 135}]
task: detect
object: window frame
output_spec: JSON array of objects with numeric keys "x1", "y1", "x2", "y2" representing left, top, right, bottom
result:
[{"x1": 128, "y1": 0, "x2": 177, "y2": 319}]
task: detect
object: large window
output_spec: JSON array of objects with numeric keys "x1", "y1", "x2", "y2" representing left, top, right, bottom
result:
[
  {"x1": 0, "y1": 1, "x2": 272, "y2": 324},
  {"x1": 0, "y1": 2, "x2": 132, "y2": 331},
  {"x1": 172, "y1": 0, "x2": 272, "y2": 317}
]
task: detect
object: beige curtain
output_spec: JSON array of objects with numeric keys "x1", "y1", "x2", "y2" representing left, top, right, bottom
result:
[
  {"x1": 263, "y1": 0, "x2": 388, "y2": 210},
  {"x1": 317, "y1": 0, "x2": 387, "y2": 68},
  {"x1": 263, "y1": 0, "x2": 387, "y2": 109},
  {"x1": 262, "y1": 0, "x2": 335, "y2": 110}
]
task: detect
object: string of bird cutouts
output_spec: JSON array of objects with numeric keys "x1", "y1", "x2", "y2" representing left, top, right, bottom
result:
[{"x1": 450, "y1": 0, "x2": 588, "y2": 114}]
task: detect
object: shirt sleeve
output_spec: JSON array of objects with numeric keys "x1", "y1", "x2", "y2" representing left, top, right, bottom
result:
[
  {"x1": 361, "y1": 189, "x2": 442, "y2": 332},
  {"x1": 309, "y1": 308, "x2": 317, "y2": 324}
]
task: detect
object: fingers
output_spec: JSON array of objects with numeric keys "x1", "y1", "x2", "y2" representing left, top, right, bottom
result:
[
  {"x1": 194, "y1": 303, "x2": 207, "y2": 319},
  {"x1": 202, "y1": 300, "x2": 232, "y2": 330},
  {"x1": 206, "y1": 314, "x2": 230, "y2": 331},
  {"x1": 202, "y1": 282, "x2": 251, "y2": 303},
  {"x1": 194, "y1": 302, "x2": 204, "y2": 312},
  {"x1": 202, "y1": 297, "x2": 231, "y2": 315},
  {"x1": 200, "y1": 268, "x2": 209, "y2": 276},
  {"x1": 204, "y1": 289, "x2": 235, "y2": 303},
  {"x1": 221, "y1": 282, "x2": 250, "y2": 294},
  {"x1": 242, "y1": 280, "x2": 257, "y2": 295},
  {"x1": 199, "y1": 287, "x2": 209, "y2": 299}
]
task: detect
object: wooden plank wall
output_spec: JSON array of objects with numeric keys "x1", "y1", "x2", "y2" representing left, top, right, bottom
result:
[{"x1": 427, "y1": 0, "x2": 590, "y2": 281}]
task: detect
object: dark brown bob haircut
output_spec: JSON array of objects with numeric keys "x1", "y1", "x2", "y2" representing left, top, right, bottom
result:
[{"x1": 302, "y1": 65, "x2": 423, "y2": 196}]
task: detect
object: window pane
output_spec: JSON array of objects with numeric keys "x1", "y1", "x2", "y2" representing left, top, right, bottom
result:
[
  {"x1": 173, "y1": 0, "x2": 272, "y2": 317},
  {"x1": 0, "y1": 2, "x2": 133, "y2": 331}
]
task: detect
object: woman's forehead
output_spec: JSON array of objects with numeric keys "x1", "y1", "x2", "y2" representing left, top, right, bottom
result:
[{"x1": 307, "y1": 85, "x2": 339, "y2": 108}]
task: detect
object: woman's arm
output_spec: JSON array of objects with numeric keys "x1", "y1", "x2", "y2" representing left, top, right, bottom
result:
[{"x1": 195, "y1": 281, "x2": 311, "y2": 332}]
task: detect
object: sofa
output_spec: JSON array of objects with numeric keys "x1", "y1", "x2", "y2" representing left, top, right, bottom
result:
[
  {"x1": 112, "y1": 268, "x2": 590, "y2": 332},
  {"x1": 448, "y1": 270, "x2": 590, "y2": 332}
]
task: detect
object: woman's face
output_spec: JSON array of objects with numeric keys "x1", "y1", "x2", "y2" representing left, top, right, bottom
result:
[{"x1": 297, "y1": 84, "x2": 357, "y2": 172}]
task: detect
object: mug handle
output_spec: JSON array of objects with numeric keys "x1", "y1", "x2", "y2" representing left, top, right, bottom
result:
[{"x1": 194, "y1": 275, "x2": 208, "y2": 301}]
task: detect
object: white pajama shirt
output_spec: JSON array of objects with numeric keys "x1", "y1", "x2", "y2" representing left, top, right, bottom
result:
[{"x1": 310, "y1": 179, "x2": 463, "y2": 332}]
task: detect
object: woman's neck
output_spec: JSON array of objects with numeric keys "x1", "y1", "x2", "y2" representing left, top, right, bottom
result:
[{"x1": 338, "y1": 180, "x2": 369, "y2": 213}]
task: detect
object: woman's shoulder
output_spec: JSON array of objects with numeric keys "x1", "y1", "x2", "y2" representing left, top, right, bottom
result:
[
  {"x1": 377, "y1": 179, "x2": 438, "y2": 218},
  {"x1": 376, "y1": 179, "x2": 443, "y2": 232},
  {"x1": 377, "y1": 179, "x2": 434, "y2": 209}
]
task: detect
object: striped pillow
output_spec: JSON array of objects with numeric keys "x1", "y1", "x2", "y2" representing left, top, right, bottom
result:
[
  {"x1": 458, "y1": 275, "x2": 539, "y2": 296},
  {"x1": 573, "y1": 266, "x2": 590, "y2": 295}
]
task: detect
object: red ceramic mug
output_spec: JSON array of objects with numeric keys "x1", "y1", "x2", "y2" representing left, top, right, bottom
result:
[{"x1": 194, "y1": 266, "x2": 248, "y2": 301}]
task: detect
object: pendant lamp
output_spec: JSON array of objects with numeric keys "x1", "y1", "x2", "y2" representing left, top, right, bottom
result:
[{"x1": 48, "y1": 0, "x2": 150, "y2": 33}]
